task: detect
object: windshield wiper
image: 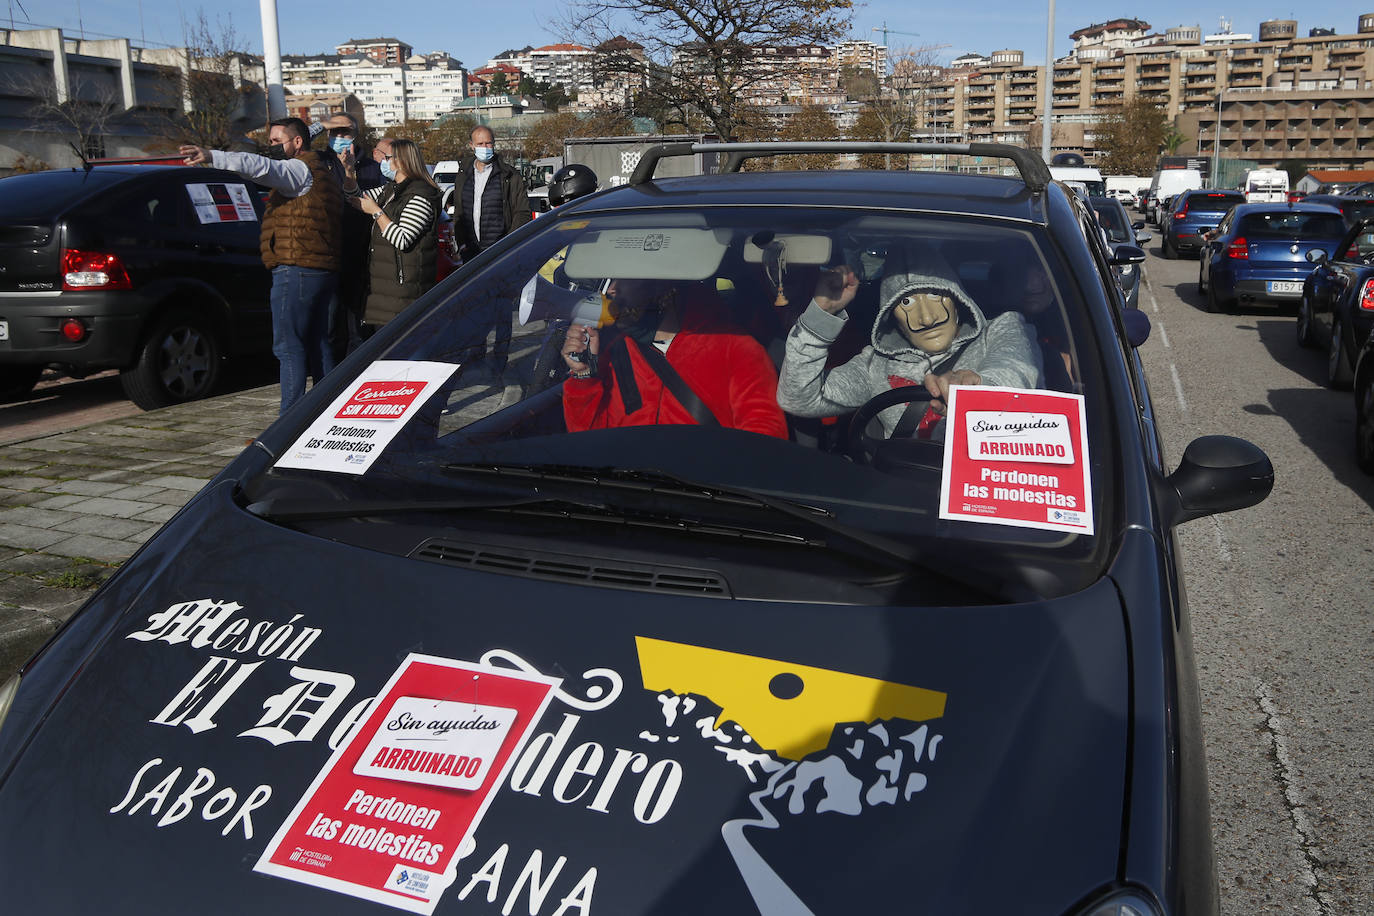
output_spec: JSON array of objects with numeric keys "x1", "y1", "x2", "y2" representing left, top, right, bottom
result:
[
  {"x1": 440, "y1": 463, "x2": 1010, "y2": 599},
  {"x1": 244, "y1": 492, "x2": 609, "y2": 522}
]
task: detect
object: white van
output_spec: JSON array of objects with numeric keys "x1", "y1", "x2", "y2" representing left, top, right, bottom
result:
[
  {"x1": 1146, "y1": 169, "x2": 1203, "y2": 224},
  {"x1": 1244, "y1": 168, "x2": 1289, "y2": 203},
  {"x1": 1049, "y1": 166, "x2": 1105, "y2": 196},
  {"x1": 431, "y1": 160, "x2": 460, "y2": 191}
]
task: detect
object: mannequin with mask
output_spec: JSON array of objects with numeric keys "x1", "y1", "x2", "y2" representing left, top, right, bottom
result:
[{"x1": 341, "y1": 138, "x2": 442, "y2": 334}]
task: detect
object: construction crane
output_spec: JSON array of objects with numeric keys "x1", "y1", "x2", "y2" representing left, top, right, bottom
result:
[{"x1": 872, "y1": 22, "x2": 921, "y2": 46}]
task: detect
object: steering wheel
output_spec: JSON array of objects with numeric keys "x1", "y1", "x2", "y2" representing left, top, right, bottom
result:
[{"x1": 846, "y1": 384, "x2": 947, "y2": 472}]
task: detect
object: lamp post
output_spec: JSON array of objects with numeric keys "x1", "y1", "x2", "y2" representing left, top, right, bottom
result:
[
  {"x1": 1210, "y1": 89, "x2": 1223, "y2": 189},
  {"x1": 1040, "y1": 0, "x2": 1056, "y2": 163}
]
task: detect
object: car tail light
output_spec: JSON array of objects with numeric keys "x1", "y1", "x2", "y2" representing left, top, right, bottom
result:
[
  {"x1": 1347, "y1": 244, "x2": 1360, "y2": 260},
  {"x1": 1175, "y1": 199, "x2": 1188, "y2": 218},
  {"x1": 1361, "y1": 279, "x2": 1374, "y2": 312},
  {"x1": 60, "y1": 318, "x2": 88, "y2": 342},
  {"x1": 61, "y1": 249, "x2": 131, "y2": 290},
  {"x1": 1227, "y1": 237, "x2": 1249, "y2": 259}
]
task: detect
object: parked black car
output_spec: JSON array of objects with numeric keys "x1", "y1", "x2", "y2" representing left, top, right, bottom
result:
[
  {"x1": 0, "y1": 166, "x2": 271, "y2": 407},
  {"x1": 1298, "y1": 218, "x2": 1374, "y2": 388},
  {"x1": 1293, "y1": 193, "x2": 1374, "y2": 229},
  {"x1": 0, "y1": 143, "x2": 1272, "y2": 916},
  {"x1": 1088, "y1": 195, "x2": 1150, "y2": 309}
]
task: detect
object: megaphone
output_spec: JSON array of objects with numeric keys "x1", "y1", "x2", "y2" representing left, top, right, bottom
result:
[{"x1": 519, "y1": 275, "x2": 612, "y2": 327}]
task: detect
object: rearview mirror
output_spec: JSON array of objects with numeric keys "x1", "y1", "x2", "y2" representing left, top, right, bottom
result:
[
  {"x1": 1135, "y1": 231, "x2": 1152, "y2": 245},
  {"x1": 1109, "y1": 245, "x2": 1145, "y2": 266},
  {"x1": 1160, "y1": 436, "x2": 1274, "y2": 527}
]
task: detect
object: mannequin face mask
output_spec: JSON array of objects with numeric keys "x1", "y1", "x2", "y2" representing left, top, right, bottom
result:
[{"x1": 892, "y1": 292, "x2": 959, "y2": 354}]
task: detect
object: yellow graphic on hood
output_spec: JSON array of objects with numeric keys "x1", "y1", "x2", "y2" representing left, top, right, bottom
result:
[{"x1": 635, "y1": 636, "x2": 946, "y2": 760}]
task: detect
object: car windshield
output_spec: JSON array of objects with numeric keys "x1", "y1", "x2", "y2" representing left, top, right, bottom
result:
[
  {"x1": 1089, "y1": 200, "x2": 1132, "y2": 242},
  {"x1": 1238, "y1": 210, "x2": 1347, "y2": 238},
  {"x1": 248, "y1": 206, "x2": 1115, "y2": 603}
]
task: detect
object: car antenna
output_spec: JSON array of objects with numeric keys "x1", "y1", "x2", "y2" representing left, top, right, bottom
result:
[{"x1": 68, "y1": 142, "x2": 92, "y2": 173}]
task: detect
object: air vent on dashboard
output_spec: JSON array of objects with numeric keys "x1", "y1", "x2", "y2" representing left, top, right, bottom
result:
[{"x1": 412, "y1": 539, "x2": 731, "y2": 597}]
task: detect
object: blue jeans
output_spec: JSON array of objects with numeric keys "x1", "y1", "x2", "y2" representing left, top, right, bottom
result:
[{"x1": 270, "y1": 265, "x2": 338, "y2": 412}]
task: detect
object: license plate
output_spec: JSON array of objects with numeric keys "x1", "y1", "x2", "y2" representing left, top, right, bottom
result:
[
  {"x1": 0, "y1": 320, "x2": 8, "y2": 341},
  {"x1": 1267, "y1": 281, "x2": 1302, "y2": 295}
]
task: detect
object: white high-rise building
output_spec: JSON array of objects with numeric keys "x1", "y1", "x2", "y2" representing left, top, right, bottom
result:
[
  {"x1": 405, "y1": 55, "x2": 468, "y2": 121},
  {"x1": 341, "y1": 59, "x2": 408, "y2": 126}
]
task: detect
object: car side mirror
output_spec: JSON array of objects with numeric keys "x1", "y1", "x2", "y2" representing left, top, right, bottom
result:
[
  {"x1": 1121, "y1": 308, "x2": 1151, "y2": 346},
  {"x1": 1135, "y1": 231, "x2": 1152, "y2": 244},
  {"x1": 1109, "y1": 245, "x2": 1145, "y2": 266},
  {"x1": 1306, "y1": 249, "x2": 1327, "y2": 264},
  {"x1": 1159, "y1": 436, "x2": 1274, "y2": 527},
  {"x1": 1132, "y1": 220, "x2": 1145, "y2": 230}
]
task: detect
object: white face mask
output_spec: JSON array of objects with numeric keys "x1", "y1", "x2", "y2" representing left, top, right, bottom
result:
[{"x1": 474, "y1": 147, "x2": 495, "y2": 163}]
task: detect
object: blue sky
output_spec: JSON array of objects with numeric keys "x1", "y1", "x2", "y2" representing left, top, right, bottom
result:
[{"x1": 25, "y1": 1, "x2": 1361, "y2": 69}]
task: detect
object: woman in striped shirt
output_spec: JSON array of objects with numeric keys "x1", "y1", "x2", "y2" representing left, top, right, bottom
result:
[{"x1": 342, "y1": 138, "x2": 442, "y2": 336}]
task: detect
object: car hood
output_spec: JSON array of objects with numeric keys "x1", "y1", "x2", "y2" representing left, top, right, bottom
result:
[{"x1": 0, "y1": 483, "x2": 1129, "y2": 915}]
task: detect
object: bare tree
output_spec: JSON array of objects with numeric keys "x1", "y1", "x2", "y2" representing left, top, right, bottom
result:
[
  {"x1": 149, "y1": 13, "x2": 263, "y2": 151},
  {"x1": 846, "y1": 45, "x2": 946, "y2": 169},
  {"x1": 563, "y1": 0, "x2": 853, "y2": 140},
  {"x1": 521, "y1": 107, "x2": 636, "y2": 159},
  {"x1": 13, "y1": 69, "x2": 125, "y2": 161}
]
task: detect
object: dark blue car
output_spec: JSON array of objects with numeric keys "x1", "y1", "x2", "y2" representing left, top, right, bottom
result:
[
  {"x1": 1299, "y1": 219, "x2": 1374, "y2": 387},
  {"x1": 1198, "y1": 203, "x2": 1347, "y2": 313},
  {"x1": 1160, "y1": 190, "x2": 1244, "y2": 260},
  {"x1": 0, "y1": 142, "x2": 1272, "y2": 916}
]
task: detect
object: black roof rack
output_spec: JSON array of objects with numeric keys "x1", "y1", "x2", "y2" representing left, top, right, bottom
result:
[{"x1": 628, "y1": 141, "x2": 1052, "y2": 193}]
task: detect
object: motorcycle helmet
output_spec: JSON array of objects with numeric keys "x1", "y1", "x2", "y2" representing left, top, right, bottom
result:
[{"x1": 548, "y1": 164, "x2": 599, "y2": 207}]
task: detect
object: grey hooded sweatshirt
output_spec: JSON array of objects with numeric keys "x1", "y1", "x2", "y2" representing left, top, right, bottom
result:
[{"x1": 776, "y1": 266, "x2": 1044, "y2": 437}]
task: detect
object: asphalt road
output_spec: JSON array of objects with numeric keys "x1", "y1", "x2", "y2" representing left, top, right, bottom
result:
[{"x1": 1136, "y1": 239, "x2": 1372, "y2": 914}]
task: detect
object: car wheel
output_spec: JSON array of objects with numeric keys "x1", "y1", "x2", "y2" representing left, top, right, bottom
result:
[
  {"x1": 1206, "y1": 278, "x2": 1227, "y2": 314},
  {"x1": 1357, "y1": 374, "x2": 1374, "y2": 475},
  {"x1": 0, "y1": 365, "x2": 43, "y2": 402},
  {"x1": 1296, "y1": 296, "x2": 1317, "y2": 349},
  {"x1": 1327, "y1": 317, "x2": 1354, "y2": 389},
  {"x1": 119, "y1": 309, "x2": 223, "y2": 410}
]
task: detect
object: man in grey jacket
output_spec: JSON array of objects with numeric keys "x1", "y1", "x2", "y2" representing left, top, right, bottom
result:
[{"x1": 776, "y1": 251, "x2": 1044, "y2": 438}]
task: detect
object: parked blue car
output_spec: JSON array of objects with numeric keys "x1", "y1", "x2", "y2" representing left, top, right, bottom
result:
[
  {"x1": 1198, "y1": 203, "x2": 1347, "y2": 313},
  {"x1": 1160, "y1": 190, "x2": 1245, "y2": 260}
]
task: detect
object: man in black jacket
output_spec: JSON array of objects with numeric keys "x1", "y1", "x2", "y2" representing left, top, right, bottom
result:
[
  {"x1": 452, "y1": 125, "x2": 531, "y2": 263},
  {"x1": 450, "y1": 126, "x2": 531, "y2": 376}
]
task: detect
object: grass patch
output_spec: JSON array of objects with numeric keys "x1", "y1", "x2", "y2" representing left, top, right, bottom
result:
[{"x1": 42, "y1": 570, "x2": 104, "y2": 590}]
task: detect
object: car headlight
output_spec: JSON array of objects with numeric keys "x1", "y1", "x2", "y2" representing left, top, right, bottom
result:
[
  {"x1": 1075, "y1": 888, "x2": 1164, "y2": 916},
  {"x1": 0, "y1": 673, "x2": 19, "y2": 740}
]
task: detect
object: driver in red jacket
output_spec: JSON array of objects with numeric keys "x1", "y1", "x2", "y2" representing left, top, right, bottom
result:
[{"x1": 560, "y1": 278, "x2": 788, "y2": 438}]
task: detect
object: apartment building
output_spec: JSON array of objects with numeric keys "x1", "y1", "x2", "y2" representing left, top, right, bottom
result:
[
  {"x1": 673, "y1": 43, "x2": 842, "y2": 108},
  {"x1": 405, "y1": 55, "x2": 468, "y2": 122},
  {"x1": 833, "y1": 39, "x2": 888, "y2": 80},
  {"x1": 920, "y1": 15, "x2": 1374, "y2": 169},
  {"x1": 336, "y1": 38, "x2": 413, "y2": 66}
]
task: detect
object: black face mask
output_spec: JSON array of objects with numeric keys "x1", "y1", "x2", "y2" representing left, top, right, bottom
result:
[{"x1": 265, "y1": 143, "x2": 288, "y2": 160}]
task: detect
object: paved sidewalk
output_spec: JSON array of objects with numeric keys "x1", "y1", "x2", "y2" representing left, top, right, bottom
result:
[{"x1": 0, "y1": 385, "x2": 280, "y2": 678}]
